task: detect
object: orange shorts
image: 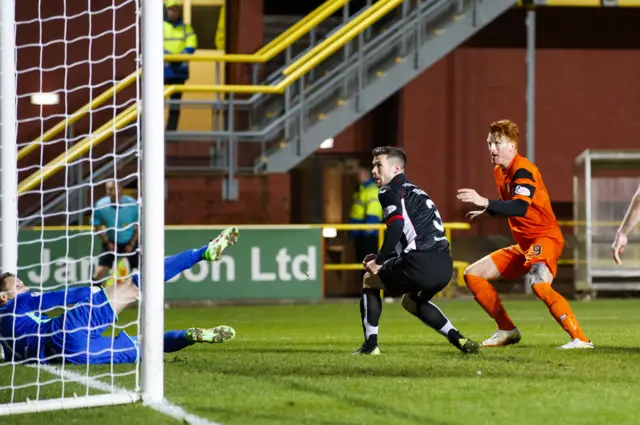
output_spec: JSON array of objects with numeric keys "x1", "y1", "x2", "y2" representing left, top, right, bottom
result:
[{"x1": 489, "y1": 237, "x2": 564, "y2": 281}]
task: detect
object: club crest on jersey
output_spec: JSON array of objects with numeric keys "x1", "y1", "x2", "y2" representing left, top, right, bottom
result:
[{"x1": 514, "y1": 185, "x2": 531, "y2": 197}]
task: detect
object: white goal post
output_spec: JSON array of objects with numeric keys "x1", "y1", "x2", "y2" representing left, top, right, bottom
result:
[
  {"x1": 573, "y1": 149, "x2": 640, "y2": 297},
  {"x1": 0, "y1": 0, "x2": 165, "y2": 415}
]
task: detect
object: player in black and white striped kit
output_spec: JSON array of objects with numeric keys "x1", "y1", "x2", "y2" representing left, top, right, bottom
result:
[{"x1": 354, "y1": 146, "x2": 480, "y2": 355}]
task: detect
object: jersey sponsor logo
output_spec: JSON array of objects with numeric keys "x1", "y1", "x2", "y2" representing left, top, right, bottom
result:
[{"x1": 514, "y1": 185, "x2": 531, "y2": 197}]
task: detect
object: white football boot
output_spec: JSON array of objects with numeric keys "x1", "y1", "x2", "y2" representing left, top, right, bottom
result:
[
  {"x1": 482, "y1": 328, "x2": 522, "y2": 347},
  {"x1": 557, "y1": 339, "x2": 594, "y2": 350}
]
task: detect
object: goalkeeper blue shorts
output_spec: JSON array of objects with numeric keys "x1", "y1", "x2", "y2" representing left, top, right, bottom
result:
[{"x1": 45, "y1": 288, "x2": 139, "y2": 365}]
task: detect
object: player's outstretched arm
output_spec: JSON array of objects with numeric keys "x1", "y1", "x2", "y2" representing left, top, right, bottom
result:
[
  {"x1": 613, "y1": 185, "x2": 640, "y2": 265},
  {"x1": 457, "y1": 188, "x2": 528, "y2": 218},
  {"x1": 32, "y1": 287, "x2": 96, "y2": 310}
]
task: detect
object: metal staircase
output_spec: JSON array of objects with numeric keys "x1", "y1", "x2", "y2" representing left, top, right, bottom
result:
[
  {"x1": 264, "y1": 0, "x2": 518, "y2": 171},
  {"x1": 166, "y1": 0, "x2": 518, "y2": 180},
  {"x1": 21, "y1": 0, "x2": 519, "y2": 213}
]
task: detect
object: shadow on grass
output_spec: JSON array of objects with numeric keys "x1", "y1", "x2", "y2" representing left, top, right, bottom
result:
[
  {"x1": 279, "y1": 378, "x2": 451, "y2": 425},
  {"x1": 587, "y1": 346, "x2": 640, "y2": 355},
  {"x1": 198, "y1": 379, "x2": 452, "y2": 425},
  {"x1": 196, "y1": 406, "x2": 365, "y2": 425}
]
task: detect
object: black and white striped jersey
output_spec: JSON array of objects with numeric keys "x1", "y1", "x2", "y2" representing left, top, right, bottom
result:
[{"x1": 378, "y1": 173, "x2": 449, "y2": 257}]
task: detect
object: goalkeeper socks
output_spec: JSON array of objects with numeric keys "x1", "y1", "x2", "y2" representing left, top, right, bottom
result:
[
  {"x1": 532, "y1": 282, "x2": 589, "y2": 342},
  {"x1": 165, "y1": 246, "x2": 207, "y2": 282},
  {"x1": 163, "y1": 330, "x2": 195, "y2": 353},
  {"x1": 131, "y1": 246, "x2": 207, "y2": 287},
  {"x1": 360, "y1": 288, "x2": 381, "y2": 346},
  {"x1": 164, "y1": 246, "x2": 207, "y2": 282},
  {"x1": 465, "y1": 274, "x2": 516, "y2": 330}
]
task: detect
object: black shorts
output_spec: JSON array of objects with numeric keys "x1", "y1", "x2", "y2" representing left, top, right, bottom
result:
[
  {"x1": 377, "y1": 250, "x2": 453, "y2": 298},
  {"x1": 97, "y1": 241, "x2": 139, "y2": 271}
]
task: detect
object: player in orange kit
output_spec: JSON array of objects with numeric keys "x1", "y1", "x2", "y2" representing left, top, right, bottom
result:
[{"x1": 456, "y1": 119, "x2": 593, "y2": 350}]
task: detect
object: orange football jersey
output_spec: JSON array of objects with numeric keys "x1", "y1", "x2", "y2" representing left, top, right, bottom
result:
[{"x1": 493, "y1": 153, "x2": 563, "y2": 247}]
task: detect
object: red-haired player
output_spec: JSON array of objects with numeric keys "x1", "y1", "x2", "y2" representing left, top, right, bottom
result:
[{"x1": 457, "y1": 119, "x2": 593, "y2": 350}]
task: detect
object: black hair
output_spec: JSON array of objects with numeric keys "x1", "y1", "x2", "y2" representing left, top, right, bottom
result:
[{"x1": 372, "y1": 146, "x2": 406, "y2": 168}]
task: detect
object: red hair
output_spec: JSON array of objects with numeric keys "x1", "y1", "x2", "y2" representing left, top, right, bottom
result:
[{"x1": 489, "y1": 119, "x2": 519, "y2": 146}]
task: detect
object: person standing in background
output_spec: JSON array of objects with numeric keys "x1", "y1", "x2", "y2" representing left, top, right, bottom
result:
[
  {"x1": 349, "y1": 163, "x2": 383, "y2": 274},
  {"x1": 164, "y1": 0, "x2": 198, "y2": 131},
  {"x1": 92, "y1": 181, "x2": 139, "y2": 285}
]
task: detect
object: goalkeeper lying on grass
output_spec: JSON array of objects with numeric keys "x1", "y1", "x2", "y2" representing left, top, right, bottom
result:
[{"x1": 0, "y1": 227, "x2": 239, "y2": 365}]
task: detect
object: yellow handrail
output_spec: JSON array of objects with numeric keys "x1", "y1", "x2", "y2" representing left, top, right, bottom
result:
[
  {"x1": 308, "y1": 222, "x2": 470, "y2": 231},
  {"x1": 283, "y1": 0, "x2": 388, "y2": 76},
  {"x1": 163, "y1": 0, "x2": 349, "y2": 64},
  {"x1": 17, "y1": 69, "x2": 142, "y2": 160},
  {"x1": 256, "y1": 0, "x2": 336, "y2": 55},
  {"x1": 18, "y1": 0, "x2": 403, "y2": 192},
  {"x1": 276, "y1": 0, "x2": 402, "y2": 89},
  {"x1": 18, "y1": 0, "x2": 346, "y2": 162},
  {"x1": 311, "y1": 222, "x2": 469, "y2": 251},
  {"x1": 169, "y1": 0, "x2": 403, "y2": 94},
  {"x1": 18, "y1": 102, "x2": 140, "y2": 194},
  {"x1": 258, "y1": 0, "x2": 348, "y2": 60}
]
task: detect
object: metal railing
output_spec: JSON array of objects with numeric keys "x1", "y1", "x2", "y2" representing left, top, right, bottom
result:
[
  {"x1": 19, "y1": 139, "x2": 139, "y2": 227},
  {"x1": 17, "y1": 0, "x2": 349, "y2": 165},
  {"x1": 16, "y1": 0, "x2": 354, "y2": 196},
  {"x1": 516, "y1": 0, "x2": 640, "y2": 6},
  {"x1": 18, "y1": 0, "x2": 408, "y2": 194},
  {"x1": 317, "y1": 222, "x2": 469, "y2": 268},
  {"x1": 163, "y1": 0, "x2": 465, "y2": 171},
  {"x1": 319, "y1": 222, "x2": 471, "y2": 294},
  {"x1": 16, "y1": 70, "x2": 142, "y2": 161},
  {"x1": 19, "y1": 0, "x2": 476, "y2": 212}
]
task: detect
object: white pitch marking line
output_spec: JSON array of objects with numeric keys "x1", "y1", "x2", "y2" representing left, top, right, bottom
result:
[{"x1": 27, "y1": 364, "x2": 222, "y2": 425}]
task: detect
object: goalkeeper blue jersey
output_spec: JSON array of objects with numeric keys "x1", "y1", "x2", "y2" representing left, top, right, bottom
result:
[
  {"x1": 0, "y1": 287, "x2": 93, "y2": 362},
  {"x1": 0, "y1": 287, "x2": 137, "y2": 364}
]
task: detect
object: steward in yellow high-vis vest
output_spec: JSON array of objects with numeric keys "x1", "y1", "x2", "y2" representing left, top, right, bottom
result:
[
  {"x1": 164, "y1": 0, "x2": 198, "y2": 81},
  {"x1": 349, "y1": 166, "x2": 383, "y2": 265},
  {"x1": 163, "y1": 0, "x2": 197, "y2": 131}
]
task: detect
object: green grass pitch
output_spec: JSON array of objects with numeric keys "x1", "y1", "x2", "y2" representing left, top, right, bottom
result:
[{"x1": 2, "y1": 299, "x2": 640, "y2": 425}]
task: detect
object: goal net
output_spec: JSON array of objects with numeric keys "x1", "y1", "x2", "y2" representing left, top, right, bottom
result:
[
  {"x1": 1, "y1": 0, "x2": 166, "y2": 415},
  {"x1": 573, "y1": 149, "x2": 640, "y2": 297}
]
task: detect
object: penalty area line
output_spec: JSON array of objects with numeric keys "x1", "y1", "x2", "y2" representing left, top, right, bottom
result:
[{"x1": 27, "y1": 364, "x2": 222, "y2": 425}]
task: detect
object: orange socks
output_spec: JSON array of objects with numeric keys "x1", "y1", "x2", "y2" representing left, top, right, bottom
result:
[
  {"x1": 465, "y1": 274, "x2": 516, "y2": 330},
  {"x1": 532, "y1": 282, "x2": 589, "y2": 342}
]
